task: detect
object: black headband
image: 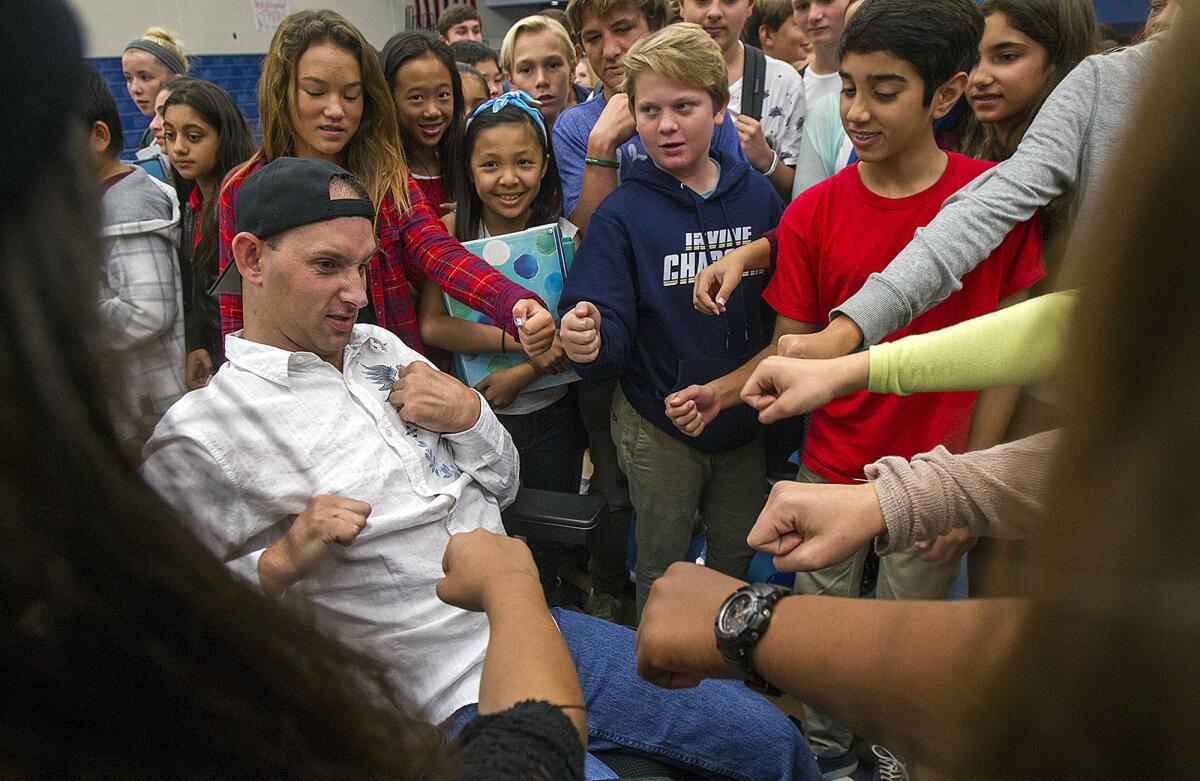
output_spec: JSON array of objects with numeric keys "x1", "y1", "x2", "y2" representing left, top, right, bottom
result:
[{"x1": 124, "y1": 38, "x2": 186, "y2": 75}]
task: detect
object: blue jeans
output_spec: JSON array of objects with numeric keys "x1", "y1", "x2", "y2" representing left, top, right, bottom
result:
[{"x1": 446, "y1": 608, "x2": 820, "y2": 781}]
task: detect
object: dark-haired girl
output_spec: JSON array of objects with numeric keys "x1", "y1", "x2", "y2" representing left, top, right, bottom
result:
[
  {"x1": 162, "y1": 79, "x2": 255, "y2": 387},
  {"x1": 961, "y1": 0, "x2": 1099, "y2": 161},
  {"x1": 383, "y1": 32, "x2": 465, "y2": 216},
  {"x1": 420, "y1": 92, "x2": 581, "y2": 596}
]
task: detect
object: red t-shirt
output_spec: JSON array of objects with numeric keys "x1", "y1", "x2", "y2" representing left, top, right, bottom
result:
[{"x1": 764, "y1": 152, "x2": 1044, "y2": 483}]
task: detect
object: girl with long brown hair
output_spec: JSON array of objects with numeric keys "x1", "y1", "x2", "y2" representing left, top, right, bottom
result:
[
  {"x1": 960, "y1": 0, "x2": 1100, "y2": 162},
  {"x1": 216, "y1": 9, "x2": 549, "y2": 354}
]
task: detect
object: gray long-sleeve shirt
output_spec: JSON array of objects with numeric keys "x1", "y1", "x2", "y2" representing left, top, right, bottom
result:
[{"x1": 835, "y1": 38, "x2": 1164, "y2": 346}]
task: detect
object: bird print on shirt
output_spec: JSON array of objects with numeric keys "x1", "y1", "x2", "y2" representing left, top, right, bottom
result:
[{"x1": 363, "y1": 363, "x2": 400, "y2": 390}]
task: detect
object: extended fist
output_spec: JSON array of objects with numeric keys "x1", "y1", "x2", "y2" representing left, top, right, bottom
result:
[
  {"x1": 513, "y1": 299, "x2": 556, "y2": 357},
  {"x1": 560, "y1": 301, "x2": 602, "y2": 364},
  {"x1": 437, "y1": 528, "x2": 541, "y2": 612},
  {"x1": 747, "y1": 480, "x2": 884, "y2": 572},
  {"x1": 636, "y1": 563, "x2": 744, "y2": 689},
  {"x1": 389, "y1": 361, "x2": 481, "y2": 433}
]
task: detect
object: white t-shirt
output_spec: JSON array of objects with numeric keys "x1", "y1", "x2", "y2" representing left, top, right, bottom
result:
[
  {"x1": 803, "y1": 67, "x2": 842, "y2": 110},
  {"x1": 729, "y1": 49, "x2": 807, "y2": 167}
]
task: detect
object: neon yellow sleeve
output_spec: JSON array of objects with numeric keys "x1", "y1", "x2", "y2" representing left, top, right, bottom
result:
[{"x1": 867, "y1": 290, "x2": 1076, "y2": 395}]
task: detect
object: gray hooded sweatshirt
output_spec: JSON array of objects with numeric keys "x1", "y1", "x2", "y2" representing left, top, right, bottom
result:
[
  {"x1": 835, "y1": 36, "x2": 1165, "y2": 346},
  {"x1": 99, "y1": 165, "x2": 186, "y2": 445}
]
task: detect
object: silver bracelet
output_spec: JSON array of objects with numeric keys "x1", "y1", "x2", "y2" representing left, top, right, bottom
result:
[{"x1": 761, "y1": 149, "x2": 780, "y2": 177}]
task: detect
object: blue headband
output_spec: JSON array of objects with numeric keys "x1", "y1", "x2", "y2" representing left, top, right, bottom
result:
[{"x1": 466, "y1": 90, "x2": 547, "y2": 144}]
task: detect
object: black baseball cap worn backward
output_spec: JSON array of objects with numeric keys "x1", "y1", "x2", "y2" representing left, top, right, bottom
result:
[{"x1": 210, "y1": 157, "x2": 375, "y2": 295}]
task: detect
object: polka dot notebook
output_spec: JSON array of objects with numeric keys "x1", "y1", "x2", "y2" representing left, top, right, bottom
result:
[{"x1": 444, "y1": 220, "x2": 578, "y2": 390}]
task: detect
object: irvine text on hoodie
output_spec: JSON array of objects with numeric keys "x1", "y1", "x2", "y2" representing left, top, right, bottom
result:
[{"x1": 560, "y1": 149, "x2": 783, "y2": 454}]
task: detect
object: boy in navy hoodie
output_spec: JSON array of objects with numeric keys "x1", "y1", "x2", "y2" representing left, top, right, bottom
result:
[{"x1": 559, "y1": 23, "x2": 784, "y2": 613}]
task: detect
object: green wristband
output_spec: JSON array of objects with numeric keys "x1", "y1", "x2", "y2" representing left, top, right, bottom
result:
[{"x1": 584, "y1": 156, "x2": 620, "y2": 169}]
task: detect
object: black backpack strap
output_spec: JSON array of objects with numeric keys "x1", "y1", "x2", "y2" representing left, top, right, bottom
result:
[{"x1": 741, "y1": 44, "x2": 768, "y2": 122}]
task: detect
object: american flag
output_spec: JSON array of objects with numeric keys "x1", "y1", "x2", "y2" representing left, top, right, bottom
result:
[{"x1": 412, "y1": 0, "x2": 475, "y2": 31}]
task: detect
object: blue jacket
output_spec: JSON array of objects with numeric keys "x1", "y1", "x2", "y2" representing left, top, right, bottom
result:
[{"x1": 560, "y1": 149, "x2": 783, "y2": 453}]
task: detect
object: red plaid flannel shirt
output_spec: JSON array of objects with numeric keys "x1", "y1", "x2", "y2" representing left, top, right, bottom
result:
[{"x1": 218, "y1": 159, "x2": 540, "y2": 353}]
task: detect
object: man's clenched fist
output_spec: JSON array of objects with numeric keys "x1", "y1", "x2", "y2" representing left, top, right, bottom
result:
[
  {"x1": 389, "y1": 361, "x2": 481, "y2": 433},
  {"x1": 258, "y1": 494, "x2": 372, "y2": 597}
]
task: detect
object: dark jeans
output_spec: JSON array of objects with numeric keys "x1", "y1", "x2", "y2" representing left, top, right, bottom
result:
[
  {"x1": 497, "y1": 389, "x2": 586, "y2": 594},
  {"x1": 577, "y1": 378, "x2": 634, "y2": 599}
]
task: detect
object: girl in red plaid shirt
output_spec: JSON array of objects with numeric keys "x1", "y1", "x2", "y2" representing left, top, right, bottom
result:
[{"x1": 217, "y1": 9, "x2": 545, "y2": 354}]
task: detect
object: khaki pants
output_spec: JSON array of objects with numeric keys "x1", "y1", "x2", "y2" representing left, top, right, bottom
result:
[
  {"x1": 611, "y1": 387, "x2": 767, "y2": 615},
  {"x1": 793, "y1": 464, "x2": 962, "y2": 758}
]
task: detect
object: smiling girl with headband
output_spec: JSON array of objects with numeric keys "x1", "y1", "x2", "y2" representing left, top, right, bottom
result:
[{"x1": 421, "y1": 91, "x2": 578, "y2": 597}]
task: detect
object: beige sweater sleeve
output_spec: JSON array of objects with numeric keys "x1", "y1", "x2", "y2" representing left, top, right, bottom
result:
[{"x1": 865, "y1": 430, "x2": 1059, "y2": 554}]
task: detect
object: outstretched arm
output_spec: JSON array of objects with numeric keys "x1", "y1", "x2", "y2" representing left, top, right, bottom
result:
[
  {"x1": 743, "y1": 290, "x2": 1076, "y2": 423},
  {"x1": 390, "y1": 187, "x2": 546, "y2": 341},
  {"x1": 438, "y1": 530, "x2": 588, "y2": 742},
  {"x1": 742, "y1": 430, "x2": 1058, "y2": 573},
  {"x1": 868, "y1": 289, "x2": 1074, "y2": 395},
  {"x1": 636, "y1": 563, "x2": 1024, "y2": 770},
  {"x1": 834, "y1": 56, "x2": 1104, "y2": 346}
]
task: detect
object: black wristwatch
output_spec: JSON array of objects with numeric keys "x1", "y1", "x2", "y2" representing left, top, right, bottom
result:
[{"x1": 715, "y1": 583, "x2": 791, "y2": 695}]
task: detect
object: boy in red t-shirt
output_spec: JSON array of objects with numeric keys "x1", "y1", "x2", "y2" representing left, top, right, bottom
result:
[{"x1": 663, "y1": 0, "x2": 1043, "y2": 770}]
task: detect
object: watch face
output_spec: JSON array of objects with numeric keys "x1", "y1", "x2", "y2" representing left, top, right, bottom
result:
[{"x1": 718, "y1": 592, "x2": 755, "y2": 635}]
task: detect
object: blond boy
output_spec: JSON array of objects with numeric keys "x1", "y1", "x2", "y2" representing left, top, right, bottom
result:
[{"x1": 559, "y1": 25, "x2": 784, "y2": 612}]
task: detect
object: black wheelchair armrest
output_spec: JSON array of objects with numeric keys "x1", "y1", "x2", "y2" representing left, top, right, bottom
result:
[{"x1": 501, "y1": 488, "x2": 604, "y2": 546}]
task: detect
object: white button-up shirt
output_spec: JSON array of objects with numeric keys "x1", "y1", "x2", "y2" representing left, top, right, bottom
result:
[{"x1": 142, "y1": 325, "x2": 520, "y2": 723}]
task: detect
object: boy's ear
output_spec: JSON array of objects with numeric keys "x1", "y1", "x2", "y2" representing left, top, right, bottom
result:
[
  {"x1": 931, "y1": 71, "x2": 968, "y2": 121},
  {"x1": 231, "y1": 232, "x2": 268, "y2": 287},
  {"x1": 758, "y1": 24, "x2": 773, "y2": 49},
  {"x1": 88, "y1": 120, "x2": 111, "y2": 157},
  {"x1": 713, "y1": 96, "x2": 730, "y2": 124}
]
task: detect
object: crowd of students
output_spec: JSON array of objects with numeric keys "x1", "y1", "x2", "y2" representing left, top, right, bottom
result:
[{"x1": 5, "y1": 0, "x2": 1193, "y2": 777}]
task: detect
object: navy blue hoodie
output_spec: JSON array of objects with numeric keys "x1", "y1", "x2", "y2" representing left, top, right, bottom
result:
[{"x1": 560, "y1": 148, "x2": 783, "y2": 454}]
